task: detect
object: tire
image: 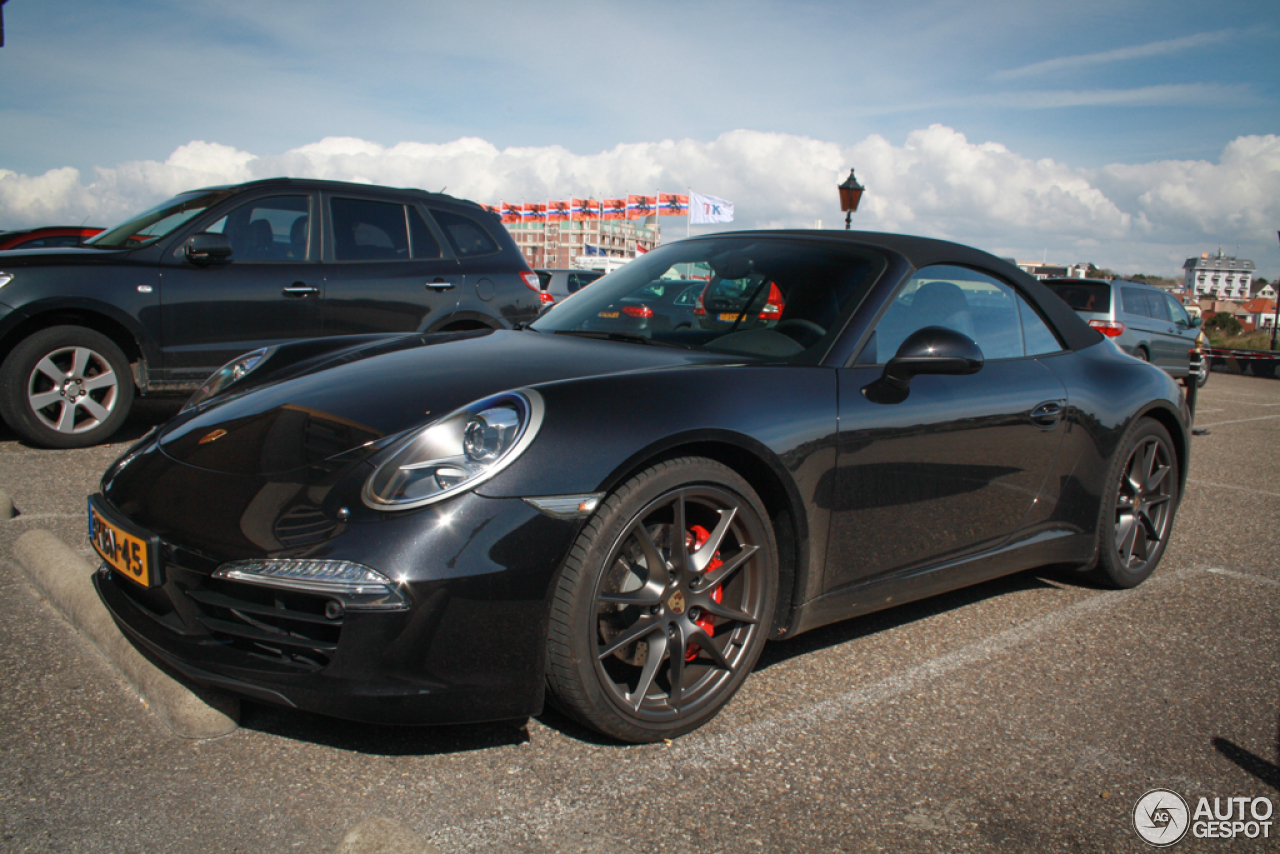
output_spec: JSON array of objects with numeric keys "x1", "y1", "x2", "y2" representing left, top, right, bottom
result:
[
  {"x1": 1086, "y1": 419, "x2": 1179, "y2": 589},
  {"x1": 1133, "y1": 347, "x2": 1149, "y2": 362},
  {"x1": 0, "y1": 326, "x2": 135, "y2": 448},
  {"x1": 1195, "y1": 359, "x2": 1210, "y2": 388},
  {"x1": 545, "y1": 457, "x2": 777, "y2": 743}
]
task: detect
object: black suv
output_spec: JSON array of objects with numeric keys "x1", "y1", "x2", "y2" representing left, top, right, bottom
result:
[{"x1": 0, "y1": 178, "x2": 541, "y2": 447}]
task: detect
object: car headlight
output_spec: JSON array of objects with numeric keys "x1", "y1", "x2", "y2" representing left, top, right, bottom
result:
[
  {"x1": 183, "y1": 347, "x2": 270, "y2": 411},
  {"x1": 362, "y1": 389, "x2": 544, "y2": 510}
]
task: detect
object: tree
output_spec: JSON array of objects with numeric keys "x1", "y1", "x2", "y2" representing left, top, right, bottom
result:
[{"x1": 1204, "y1": 312, "x2": 1243, "y2": 336}]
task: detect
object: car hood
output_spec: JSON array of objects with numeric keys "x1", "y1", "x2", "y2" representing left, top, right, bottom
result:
[
  {"x1": 156, "y1": 330, "x2": 736, "y2": 475},
  {"x1": 0, "y1": 246, "x2": 133, "y2": 266}
]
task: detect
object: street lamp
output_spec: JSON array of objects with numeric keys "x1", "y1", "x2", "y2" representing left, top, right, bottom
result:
[{"x1": 837, "y1": 169, "x2": 865, "y2": 230}]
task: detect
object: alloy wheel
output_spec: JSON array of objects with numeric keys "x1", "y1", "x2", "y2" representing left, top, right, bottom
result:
[
  {"x1": 1113, "y1": 435, "x2": 1175, "y2": 573},
  {"x1": 26, "y1": 345, "x2": 121, "y2": 435}
]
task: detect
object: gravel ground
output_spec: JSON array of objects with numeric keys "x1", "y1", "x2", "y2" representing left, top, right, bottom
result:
[{"x1": 0, "y1": 373, "x2": 1276, "y2": 853}]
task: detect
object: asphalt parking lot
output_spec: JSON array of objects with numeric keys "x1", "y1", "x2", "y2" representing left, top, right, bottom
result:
[{"x1": 1, "y1": 373, "x2": 1276, "y2": 853}]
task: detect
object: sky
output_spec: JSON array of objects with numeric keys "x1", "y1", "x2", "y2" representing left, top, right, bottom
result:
[{"x1": 1, "y1": 0, "x2": 1278, "y2": 278}]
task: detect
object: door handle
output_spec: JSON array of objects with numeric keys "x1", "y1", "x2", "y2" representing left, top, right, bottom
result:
[
  {"x1": 426, "y1": 279, "x2": 457, "y2": 291},
  {"x1": 282, "y1": 283, "x2": 319, "y2": 297},
  {"x1": 1030, "y1": 400, "x2": 1066, "y2": 428}
]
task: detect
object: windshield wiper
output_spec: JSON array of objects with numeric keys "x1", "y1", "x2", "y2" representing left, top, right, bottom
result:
[{"x1": 552, "y1": 330, "x2": 691, "y2": 349}]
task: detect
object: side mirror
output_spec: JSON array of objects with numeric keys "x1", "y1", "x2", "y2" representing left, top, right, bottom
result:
[
  {"x1": 863, "y1": 326, "x2": 984, "y2": 404},
  {"x1": 1190, "y1": 315, "x2": 1202, "y2": 328},
  {"x1": 184, "y1": 233, "x2": 233, "y2": 266}
]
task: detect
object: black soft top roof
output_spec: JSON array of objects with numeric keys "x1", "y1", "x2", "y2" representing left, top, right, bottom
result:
[{"x1": 705, "y1": 229, "x2": 1104, "y2": 352}]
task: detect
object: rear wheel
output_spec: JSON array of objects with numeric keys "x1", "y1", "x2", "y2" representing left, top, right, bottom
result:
[
  {"x1": 0, "y1": 326, "x2": 134, "y2": 448},
  {"x1": 545, "y1": 457, "x2": 777, "y2": 743},
  {"x1": 1133, "y1": 347, "x2": 1149, "y2": 362},
  {"x1": 1087, "y1": 419, "x2": 1179, "y2": 589}
]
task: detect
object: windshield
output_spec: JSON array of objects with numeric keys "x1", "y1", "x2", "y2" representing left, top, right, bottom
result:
[
  {"x1": 532, "y1": 237, "x2": 884, "y2": 363},
  {"x1": 86, "y1": 189, "x2": 237, "y2": 248}
]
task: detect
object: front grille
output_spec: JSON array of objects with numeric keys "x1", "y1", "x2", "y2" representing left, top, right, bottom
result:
[{"x1": 186, "y1": 577, "x2": 343, "y2": 670}]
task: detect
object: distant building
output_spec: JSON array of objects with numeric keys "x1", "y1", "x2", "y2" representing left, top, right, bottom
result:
[
  {"x1": 504, "y1": 218, "x2": 660, "y2": 269},
  {"x1": 1184, "y1": 248, "x2": 1255, "y2": 300}
]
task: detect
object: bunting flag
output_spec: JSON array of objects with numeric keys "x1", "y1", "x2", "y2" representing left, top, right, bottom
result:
[
  {"x1": 602, "y1": 198, "x2": 626, "y2": 220},
  {"x1": 689, "y1": 191, "x2": 734, "y2": 224},
  {"x1": 546, "y1": 200, "x2": 571, "y2": 223},
  {"x1": 499, "y1": 202, "x2": 522, "y2": 224},
  {"x1": 626, "y1": 194, "x2": 658, "y2": 219},
  {"x1": 658, "y1": 193, "x2": 689, "y2": 216},
  {"x1": 573, "y1": 198, "x2": 602, "y2": 221}
]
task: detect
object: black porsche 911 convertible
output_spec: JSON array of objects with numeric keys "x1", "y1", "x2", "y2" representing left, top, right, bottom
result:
[{"x1": 89, "y1": 230, "x2": 1189, "y2": 743}]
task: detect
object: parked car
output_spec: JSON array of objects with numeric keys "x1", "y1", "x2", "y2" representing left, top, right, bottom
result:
[
  {"x1": 695, "y1": 274, "x2": 786, "y2": 334},
  {"x1": 535, "y1": 268, "x2": 605, "y2": 306},
  {"x1": 579, "y1": 278, "x2": 705, "y2": 333},
  {"x1": 1043, "y1": 278, "x2": 1201, "y2": 381},
  {"x1": 0, "y1": 178, "x2": 541, "y2": 448},
  {"x1": 0, "y1": 226, "x2": 103, "y2": 251},
  {"x1": 90, "y1": 230, "x2": 1188, "y2": 744}
]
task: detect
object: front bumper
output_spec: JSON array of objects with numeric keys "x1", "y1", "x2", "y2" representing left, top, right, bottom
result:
[{"x1": 92, "y1": 489, "x2": 583, "y2": 725}]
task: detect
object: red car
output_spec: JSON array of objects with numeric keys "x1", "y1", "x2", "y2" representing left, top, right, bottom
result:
[{"x1": 0, "y1": 226, "x2": 103, "y2": 251}]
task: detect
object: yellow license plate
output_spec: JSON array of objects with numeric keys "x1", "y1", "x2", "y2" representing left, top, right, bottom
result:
[
  {"x1": 598, "y1": 311, "x2": 620, "y2": 318},
  {"x1": 88, "y1": 499, "x2": 155, "y2": 587},
  {"x1": 718, "y1": 312, "x2": 740, "y2": 322}
]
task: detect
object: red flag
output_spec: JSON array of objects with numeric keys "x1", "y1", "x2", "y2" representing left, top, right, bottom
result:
[
  {"x1": 602, "y1": 198, "x2": 626, "y2": 221},
  {"x1": 546, "y1": 200, "x2": 571, "y2": 223},
  {"x1": 635, "y1": 244, "x2": 648, "y2": 254},
  {"x1": 573, "y1": 198, "x2": 601, "y2": 221},
  {"x1": 626, "y1": 194, "x2": 657, "y2": 219},
  {"x1": 658, "y1": 193, "x2": 689, "y2": 216},
  {"x1": 499, "y1": 202, "x2": 521, "y2": 224}
]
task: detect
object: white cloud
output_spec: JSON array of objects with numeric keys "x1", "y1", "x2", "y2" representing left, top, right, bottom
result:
[{"x1": 2, "y1": 127, "x2": 1277, "y2": 275}]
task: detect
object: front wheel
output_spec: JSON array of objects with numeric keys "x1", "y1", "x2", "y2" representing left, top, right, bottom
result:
[
  {"x1": 545, "y1": 457, "x2": 777, "y2": 743},
  {"x1": 1087, "y1": 419, "x2": 1180, "y2": 589},
  {"x1": 0, "y1": 326, "x2": 135, "y2": 448}
]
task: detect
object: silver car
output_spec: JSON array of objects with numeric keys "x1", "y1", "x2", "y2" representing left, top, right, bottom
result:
[{"x1": 1045, "y1": 278, "x2": 1202, "y2": 380}]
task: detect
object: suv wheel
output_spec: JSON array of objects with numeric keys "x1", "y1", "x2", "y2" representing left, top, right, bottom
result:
[{"x1": 0, "y1": 326, "x2": 135, "y2": 448}]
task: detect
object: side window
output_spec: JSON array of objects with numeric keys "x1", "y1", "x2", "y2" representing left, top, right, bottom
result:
[
  {"x1": 1165, "y1": 294, "x2": 1191, "y2": 326},
  {"x1": 567, "y1": 273, "x2": 594, "y2": 293},
  {"x1": 1016, "y1": 294, "x2": 1063, "y2": 355},
  {"x1": 860, "y1": 265, "x2": 1026, "y2": 364},
  {"x1": 408, "y1": 207, "x2": 442, "y2": 259},
  {"x1": 1146, "y1": 291, "x2": 1170, "y2": 321},
  {"x1": 431, "y1": 209, "x2": 500, "y2": 257},
  {"x1": 1121, "y1": 287, "x2": 1151, "y2": 318},
  {"x1": 331, "y1": 197, "x2": 409, "y2": 261},
  {"x1": 206, "y1": 195, "x2": 310, "y2": 262}
]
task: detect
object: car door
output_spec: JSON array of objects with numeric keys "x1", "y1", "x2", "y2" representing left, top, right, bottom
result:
[
  {"x1": 1160, "y1": 292, "x2": 1199, "y2": 374},
  {"x1": 825, "y1": 265, "x2": 1069, "y2": 593},
  {"x1": 320, "y1": 194, "x2": 462, "y2": 335},
  {"x1": 158, "y1": 193, "x2": 323, "y2": 385}
]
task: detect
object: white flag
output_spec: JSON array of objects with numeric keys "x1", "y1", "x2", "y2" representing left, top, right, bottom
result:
[{"x1": 689, "y1": 192, "x2": 734, "y2": 224}]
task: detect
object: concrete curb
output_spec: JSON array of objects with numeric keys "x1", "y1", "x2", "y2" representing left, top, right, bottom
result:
[
  {"x1": 335, "y1": 818, "x2": 439, "y2": 854},
  {"x1": 13, "y1": 529, "x2": 240, "y2": 739}
]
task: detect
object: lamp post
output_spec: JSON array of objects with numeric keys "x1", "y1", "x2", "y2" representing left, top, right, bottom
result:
[{"x1": 838, "y1": 169, "x2": 865, "y2": 230}]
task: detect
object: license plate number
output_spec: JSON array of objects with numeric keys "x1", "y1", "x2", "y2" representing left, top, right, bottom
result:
[
  {"x1": 598, "y1": 311, "x2": 620, "y2": 319},
  {"x1": 718, "y1": 312, "x2": 740, "y2": 322},
  {"x1": 88, "y1": 500, "x2": 155, "y2": 587}
]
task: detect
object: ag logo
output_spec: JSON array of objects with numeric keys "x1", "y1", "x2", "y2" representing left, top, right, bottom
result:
[{"x1": 1133, "y1": 789, "x2": 1190, "y2": 846}]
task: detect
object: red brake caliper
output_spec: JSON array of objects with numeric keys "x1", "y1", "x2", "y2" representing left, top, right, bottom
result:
[{"x1": 684, "y1": 525, "x2": 723, "y2": 661}]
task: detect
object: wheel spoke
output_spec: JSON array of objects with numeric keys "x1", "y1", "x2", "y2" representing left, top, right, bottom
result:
[
  {"x1": 666, "y1": 634, "x2": 687, "y2": 711},
  {"x1": 28, "y1": 390, "x2": 63, "y2": 410},
  {"x1": 34, "y1": 356, "x2": 66, "y2": 384},
  {"x1": 78, "y1": 397, "x2": 111, "y2": 423},
  {"x1": 626, "y1": 631, "x2": 668, "y2": 711},
  {"x1": 687, "y1": 625, "x2": 732, "y2": 670},
  {"x1": 630, "y1": 522, "x2": 669, "y2": 579},
  {"x1": 670, "y1": 492, "x2": 689, "y2": 574},
  {"x1": 69, "y1": 348, "x2": 92, "y2": 380},
  {"x1": 692, "y1": 507, "x2": 737, "y2": 572},
  {"x1": 1115, "y1": 511, "x2": 1139, "y2": 565},
  {"x1": 81, "y1": 369, "x2": 118, "y2": 392},
  {"x1": 55, "y1": 401, "x2": 78, "y2": 433},
  {"x1": 699, "y1": 598, "x2": 758, "y2": 625},
  {"x1": 597, "y1": 616, "x2": 660, "y2": 660},
  {"x1": 598, "y1": 583, "x2": 664, "y2": 608},
  {"x1": 698, "y1": 543, "x2": 758, "y2": 591}
]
